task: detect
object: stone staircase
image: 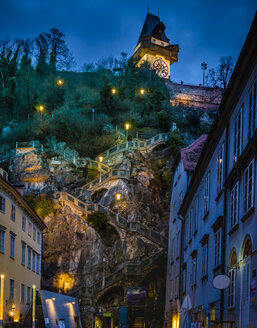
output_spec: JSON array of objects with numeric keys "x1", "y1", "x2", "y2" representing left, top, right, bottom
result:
[{"x1": 54, "y1": 192, "x2": 167, "y2": 248}]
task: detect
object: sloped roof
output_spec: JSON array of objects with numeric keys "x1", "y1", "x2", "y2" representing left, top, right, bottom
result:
[
  {"x1": 137, "y1": 13, "x2": 169, "y2": 44},
  {"x1": 180, "y1": 134, "x2": 208, "y2": 172}
]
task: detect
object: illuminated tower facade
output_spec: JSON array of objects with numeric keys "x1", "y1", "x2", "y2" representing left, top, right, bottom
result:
[{"x1": 132, "y1": 13, "x2": 179, "y2": 79}]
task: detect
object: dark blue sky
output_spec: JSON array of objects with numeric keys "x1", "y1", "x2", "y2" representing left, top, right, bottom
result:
[{"x1": 0, "y1": 0, "x2": 256, "y2": 84}]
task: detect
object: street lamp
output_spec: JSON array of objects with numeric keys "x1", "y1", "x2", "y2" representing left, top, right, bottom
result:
[
  {"x1": 111, "y1": 88, "x2": 116, "y2": 95},
  {"x1": 32, "y1": 285, "x2": 36, "y2": 328},
  {"x1": 38, "y1": 105, "x2": 44, "y2": 123},
  {"x1": 201, "y1": 62, "x2": 207, "y2": 87},
  {"x1": 99, "y1": 156, "x2": 103, "y2": 182},
  {"x1": 116, "y1": 193, "x2": 121, "y2": 215},
  {"x1": 125, "y1": 123, "x2": 130, "y2": 143},
  {"x1": 0, "y1": 275, "x2": 4, "y2": 328},
  {"x1": 140, "y1": 88, "x2": 145, "y2": 95},
  {"x1": 57, "y1": 79, "x2": 64, "y2": 86}
]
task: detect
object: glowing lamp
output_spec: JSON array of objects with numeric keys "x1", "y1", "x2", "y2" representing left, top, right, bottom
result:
[
  {"x1": 140, "y1": 89, "x2": 145, "y2": 95},
  {"x1": 219, "y1": 158, "x2": 222, "y2": 164},
  {"x1": 99, "y1": 156, "x2": 103, "y2": 163},
  {"x1": 125, "y1": 123, "x2": 130, "y2": 131},
  {"x1": 52, "y1": 297, "x2": 56, "y2": 301},
  {"x1": 57, "y1": 79, "x2": 64, "y2": 86},
  {"x1": 9, "y1": 311, "x2": 14, "y2": 317},
  {"x1": 0, "y1": 275, "x2": 4, "y2": 278},
  {"x1": 116, "y1": 193, "x2": 121, "y2": 201},
  {"x1": 111, "y1": 88, "x2": 116, "y2": 94},
  {"x1": 72, "y1": 301, "x2": 75, "y2": 305},
  {"x1": 39, "y1": 106, "x2": 44, "y2": 111}
]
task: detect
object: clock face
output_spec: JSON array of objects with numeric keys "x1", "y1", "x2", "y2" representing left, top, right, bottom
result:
[{"x1": 152, "y1": 58, "x2": 169, "y2": 78}]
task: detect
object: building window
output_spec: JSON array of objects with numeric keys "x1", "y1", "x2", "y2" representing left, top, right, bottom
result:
[
  {"x1": 202, "y1": 243, "x2": 208, "y2": 277},
  {"x1": 171, "y1": 238, "x2": 175, "y2": 262},
  {"x1": 27, "y1": 247, "x2": 32, "y2": 269},
  {"x1": 228, "y1": 251, "x2": 237, "y2": 308},
  {"x1": 244, "y1": 160, "x2": 254, "y2": 213},
  {"x1": 234, "y1": 106, "x2": 243, "y2": 163},
  {"x1": 204, "y1": 172, "x2": 210, "y2": 216},
  {"x1": 28, "y1": 222, "x2": 32, "y2": 237},
  {"x1": 33, "y1": 227, "x2": 36, "y2": 241},
  {"x1": 27, "y1": 286, "x2": 31, "y2": 305},
  {"x1": 170, "y1": 280, "x2": 174, "y2": 299},
  {"x1": 248, "y1": 79, "x2": 256, "y2": 140},
  {"x1": 215, "y1": 228, "x2": 222, "y2": 267},
  {"x1": 36, "y1": 254, "x2": 40, "y2": 274},
  {"x1": 182, "y1": 267, "x2": 187, "y2": 294},
  {"x1": 22, "y1": 216, "x2": 26, "y2": 232},
  {"x1": 21, "y1": 242, "x2": 26, "y2": 265},
  {"x1": 0, "y1": 195, "x2": 5, "y2": 213},
  {"x1": 0, "y1": 228, "x2": 5, "y2": 253},
  {"x1": 21, "y1": 284, "x2": 25, "y2": 303},
  {"x1": 194, "y1": 196, "x2": 199, "y2": 233},
  {"x1": 37, "y1": 231, "x2": 40, "y2": 245},
  {"x1": 191, "y1": 257, "x2": 197, "y2": 286},
  {"x1": 11, "y1": 205, "x2": 16, "y2": 222},
  {"x1": 9, "y1": 279, "x2": 14, "y2": 299},
  {"x1": 231, "y1": 182, "x2": 239, "y2": 228},
  {"x1": 176, "y1": 230, "x2": 180, "y2": 258},
  {"x1": 217, "y1": 144, "x2": 224, "y2": 194},
  {"x1": 175, "y1": 276, "x2": 179, "y2": 297},
  {"x1": 189, "y1": 207, "x2": 193, "y2": 240},
  {"x1": 32, "y1": 251, "x2": 36, "y2": 271},
  {"x1": 10, "y1": 233, "x2": 15, "y2": 259}
]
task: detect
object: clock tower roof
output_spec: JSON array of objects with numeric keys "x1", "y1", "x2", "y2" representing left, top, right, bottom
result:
[{"x1": 137, "y1": 13, "x2": 170, "y2": 45}]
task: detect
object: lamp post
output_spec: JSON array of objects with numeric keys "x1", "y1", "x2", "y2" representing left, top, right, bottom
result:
[
  {"x1": 0, "y1": 275, "x2": 4, "y2": 328},
  {"x1": 116, "y1": 193, "x2": 121, "y2": 216},
  {"x1": 99, "y1": 156, "x2": 103, "y2": 182},
  {"x1": 201, "y1": 62, "x2": 207, "y2": 87},
  {"x1": 57, "y1": 79, "x2": 64, "y2": 86},
  {"x1": 140, "y1": 88, "x2": 145, "y2": 95},
  {"x1": 111, "y1": 88, "x2": 116, "y2": 95},
  {"x1": 125, "y1": 123, "x2": 130, "y2": 144},
  {"x1": 39, "y1": 105, "x2": 44, "y2": 123},
  {"x1": 32, "y1": 285, "x2": 36, "y2": 328}
]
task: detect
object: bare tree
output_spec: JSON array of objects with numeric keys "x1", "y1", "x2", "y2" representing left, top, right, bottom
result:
[{"x1": 207, "y1": 56, "x2": 234, "y2": 89}]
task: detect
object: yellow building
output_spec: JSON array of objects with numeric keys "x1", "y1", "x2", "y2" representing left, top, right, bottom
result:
[
  {"x1": 0, "y1": 175, "x2": 47, "y2": 325},
  {"x1": 132, "y1": 13, "x2": 179, "y2": 79}
]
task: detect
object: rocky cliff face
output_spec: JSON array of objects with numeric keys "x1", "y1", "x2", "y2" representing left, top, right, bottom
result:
[{"x1": 9, "y1": 143, "x2": 172, "y2": 327}]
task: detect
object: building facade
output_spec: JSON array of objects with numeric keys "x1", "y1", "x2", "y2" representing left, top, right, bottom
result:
[
  {"x1": 0, "y1": 175, "x2": 46, "y2": 325},
  {"x1": 165, "y1": 135, "x2": 207, "y2": 327},
  {"x1": 165, "y1": 13, "x2": 257, "y2": 328}
]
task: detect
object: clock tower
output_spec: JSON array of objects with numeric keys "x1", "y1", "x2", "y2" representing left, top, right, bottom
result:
[{"x1": 132, "y1": 13, "x2": 179, "y2": 79}]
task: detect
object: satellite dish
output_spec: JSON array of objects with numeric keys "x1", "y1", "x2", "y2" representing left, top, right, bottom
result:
[{"x1": 213, "y1": 274, "x2": 230, "y2": 290}]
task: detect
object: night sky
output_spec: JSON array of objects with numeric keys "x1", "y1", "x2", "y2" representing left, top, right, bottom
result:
[{"x1": 0, "y1": 0, "x2": 256, "y2": 84}]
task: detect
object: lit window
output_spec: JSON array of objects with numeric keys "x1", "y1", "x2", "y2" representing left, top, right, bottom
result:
[
  {"x1": 0, "y1": 195, "x2": 5, "y2": 213},
  {"x1": 234, "y1": 106, "x2": 243, "y2": 163},
  {"x1": 244, "y1": 160, "x2": 254, "y2": 213},
  {"x1": 11, "y1": 205, "x2": 16, "y2": 222},
  {"x1": 0, "y1": 228, "x2": 5, "y2": 253},
  {"x1": 22, "y1": 216, "x2": 26, "y2": 232},
  {"x1": 248, "y1": 79, "x2": 256, "y2": 140},
  {"x1": 10, "y1": 233, "x2": 15, "y2": 258},
  {"x1": 9, "y1": 279, "x2": 14, "y2": 299},
  {"x1": 217, "y1": 144, "x2": 224, "y2": 194},
  {"x1": 215, "y1": 228, "x2": 222, "y2": 267},
  {"x1": 231, "y1": 182, "x2": 239, "y2": 228},
  {"x1": 191, "y1": 257, "x2": 197, "y2": 286},
  {"x1": 202, "y1": 243, "x2": 208, "y2": 277},
  {"x1": 21, "y1": 242, "x2": 26, "y2": 265}
]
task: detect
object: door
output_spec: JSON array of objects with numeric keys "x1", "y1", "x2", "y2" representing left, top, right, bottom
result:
[{"x1": 240, "y1": 259, "x2": 251, "y2": 327}]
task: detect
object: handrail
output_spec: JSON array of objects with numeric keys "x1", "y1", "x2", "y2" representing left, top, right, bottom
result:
[
  {"x1": 81, "y1": 249, "x2": 166, "y2": 297},
  {"x1": 97, "y1": 133, "x2": 169, "y2": 161},
  {"x1": 54, "y1": 192, "x2": 167, "y2": 247}
]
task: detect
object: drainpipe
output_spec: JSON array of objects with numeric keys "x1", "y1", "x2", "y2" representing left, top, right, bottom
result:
[{"x1": 220, "y1": 116, "x2": 229, "y2": 325}]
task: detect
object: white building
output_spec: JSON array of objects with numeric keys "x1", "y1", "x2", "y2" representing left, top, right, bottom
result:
[
  {"x1": 176, "y1": 13, "x2": 257, "y2": 327},
  {"x1": 165, "y1": 135, "x2": 207, "y2": 327}
]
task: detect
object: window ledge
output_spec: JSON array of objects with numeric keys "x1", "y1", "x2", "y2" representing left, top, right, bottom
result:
[
  {"x1": 172, "y1": 218, "x2": 176, "y2": 224},
  {"x1": 10, "y1": 256, "x2": 14, "y2": 260},
  {"x1": 241, "y1": 207, "x2": 255, "y2": 223},
  {"x1": 203, "y1": 212, "x2": 209, "y2": 221},
  {"x1": 0, "y1": 250, "x2": 5, "y2": 254},
  {"x1": 215, "y1": 189, "x2": 224, "y2": 202},
  {"x1": 201, "y1": 274, "x2": 208, "y2": 282},
  {"x1": 176, "y1": 256, "x2": 180, "y2": 261},
  {"x1": 228, "y1": 223, "x2": 239, "y2": 236},
  {"x1": 193, "y1": 230, "x2": 197, "y2": 237},
  {"x1": 184, "y1": 245, "x2": 188, "y2": 251},
  {"x1": 188, "y1": 238, "x2": 192, "y2": 245}
]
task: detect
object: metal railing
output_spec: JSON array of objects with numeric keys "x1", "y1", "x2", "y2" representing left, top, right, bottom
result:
[{"x1": 54, "y1": 192, "x2": 167, "y2": 247}]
